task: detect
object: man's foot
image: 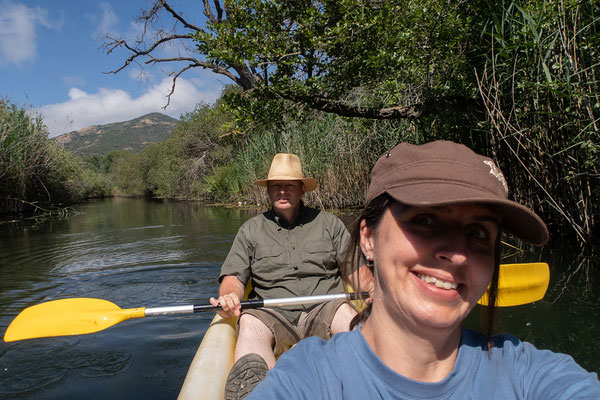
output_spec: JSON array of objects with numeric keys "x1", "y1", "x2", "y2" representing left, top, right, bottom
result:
[{"x1": 224, "y1": 353, "x2": 269, "y2": 399}]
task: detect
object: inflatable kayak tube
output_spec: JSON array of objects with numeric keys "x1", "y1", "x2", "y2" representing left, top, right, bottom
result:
[{"x1": 178, "y1": 314, "x2": 237, "y2": 400}]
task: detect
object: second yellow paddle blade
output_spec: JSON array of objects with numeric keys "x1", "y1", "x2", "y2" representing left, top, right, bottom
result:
[
  {"x1": 479, "y1": 262, "x2": 550, "y2": 307},
  {"x1": 4, "y1": 298, "x2": 145, "y2": 342}
]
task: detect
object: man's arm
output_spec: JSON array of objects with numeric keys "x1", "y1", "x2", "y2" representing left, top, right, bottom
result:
[
  {"x1": 209, "y1": 275, "x2": 245, "y2": 318},
  {"x1": 211, "y1": 223, "x2": 253, "y2": 318}
]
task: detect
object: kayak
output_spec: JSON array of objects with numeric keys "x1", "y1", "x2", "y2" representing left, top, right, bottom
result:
[
  {"x1": 177, "y1": 290, "x2": 367, "y2": 399},
  {"x1": 178, "y1": 313, "x2": 237, "y2": 400}
]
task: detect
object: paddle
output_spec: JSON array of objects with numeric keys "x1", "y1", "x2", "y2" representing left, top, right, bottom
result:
[
  {"x1": 478, "y1": 262, "x2": 549, "y2": 307},
  {"x1": 3, "y1": 293, "x2": 366, "y2": 342},
  {"x1": 3, "y1": 262, "x2": 549, "y2": 342}
]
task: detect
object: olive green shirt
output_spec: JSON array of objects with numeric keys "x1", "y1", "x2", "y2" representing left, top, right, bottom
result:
[{"x1": 219, "y1": 203, "x2": 350, "y2": 322}]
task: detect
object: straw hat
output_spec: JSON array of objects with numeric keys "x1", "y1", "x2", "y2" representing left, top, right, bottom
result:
[{"x1": 254, "y1": 153, "x2": 318, "y2": 192}]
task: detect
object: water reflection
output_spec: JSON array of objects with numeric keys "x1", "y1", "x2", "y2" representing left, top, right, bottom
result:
[
  {"x1": 463, "y1": 250, "x2": 600, "y2": 375},
  {"x1": 1, "y1": 339, "x2": 133, "y2": 395},
  {"x1": 0, "y1": 199, "x2": 261, "y2": 399}
]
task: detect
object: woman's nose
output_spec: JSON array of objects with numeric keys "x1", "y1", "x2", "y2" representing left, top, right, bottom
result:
[{"x1": 434, "y1": 232, "x2": 469, "y2": 266}]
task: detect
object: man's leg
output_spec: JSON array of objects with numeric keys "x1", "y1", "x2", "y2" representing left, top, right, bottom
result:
[
  {"x1": 225, "y1": 314, "x2": 273, "y2": 400},
  {"x1": 235, "y1": 313, "x2": 276, "y2": 368},
  {"x1": 225, "y1": 310, "x2": 296, "y2": 399},
  {"x1": 298, "y1": 300, "x2": 358, "y2": 341},
  {"x1": 330, "y1": 302, "x2": 358, "y2": 334}
]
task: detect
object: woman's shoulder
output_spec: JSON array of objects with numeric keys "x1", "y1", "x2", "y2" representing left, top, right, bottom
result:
[{"x1": 461, "y1": 328, "x2": 600, "y2": 397}]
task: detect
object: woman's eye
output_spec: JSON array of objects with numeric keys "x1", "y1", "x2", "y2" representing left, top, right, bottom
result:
[
  {"x1": 466, "y1": 225, "x2": 490, "y2": 241},
  {"x1": 411, "y1": 214, "x2": 437, "y2": 227}
]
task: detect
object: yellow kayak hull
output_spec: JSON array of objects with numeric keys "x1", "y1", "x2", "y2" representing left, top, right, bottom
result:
[{"x1": 178, "y1": 314, "x2": 237, "y2": 400}]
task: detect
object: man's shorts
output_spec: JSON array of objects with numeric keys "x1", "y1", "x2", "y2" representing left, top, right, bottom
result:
[{"x1": 240, "y1": 299, "x2": 347, "y2": 357}]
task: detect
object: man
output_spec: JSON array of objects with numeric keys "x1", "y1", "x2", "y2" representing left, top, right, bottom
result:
[{"x1": 210, "y1": 153, "x2": 357, "y2": 399}]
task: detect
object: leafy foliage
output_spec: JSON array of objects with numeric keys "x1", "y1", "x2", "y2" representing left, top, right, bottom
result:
[{"x1": 0, "y1": 99, "x2": 85, "y2": 215}]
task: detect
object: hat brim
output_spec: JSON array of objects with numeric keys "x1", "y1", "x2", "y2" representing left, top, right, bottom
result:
[
  {"x1": 385, "y1": 183, "x2": 549, "y2": 246},
  {"x1": 254, "y1": 177, "x2": 318, "y2": 192}
]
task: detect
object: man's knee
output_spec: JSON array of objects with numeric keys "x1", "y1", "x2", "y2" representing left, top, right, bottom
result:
[
  {"x1": 330, "y1": 303, "x2": 358, "y2": 335},
  {"x1": 238, "y1": 313, "x2": 274, "y2": 344}
]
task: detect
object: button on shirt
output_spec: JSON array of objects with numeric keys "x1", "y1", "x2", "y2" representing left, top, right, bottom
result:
[{"x1": 219, "y1": 203, "x2": 350, "y2": 322}]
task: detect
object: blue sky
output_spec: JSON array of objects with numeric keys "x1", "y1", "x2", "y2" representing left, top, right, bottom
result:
[{"x1": 0, "y1": 0, "x2": 224, "y2": 137}]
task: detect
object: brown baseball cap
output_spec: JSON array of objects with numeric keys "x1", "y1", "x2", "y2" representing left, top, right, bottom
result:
[{"x1": 366, "y1": 141, "x2": 549, "y2": 246}]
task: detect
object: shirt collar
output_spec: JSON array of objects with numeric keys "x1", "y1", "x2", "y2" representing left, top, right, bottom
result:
[{"x1": 268, "y1": 201, "x2": 307, "y2": 229}]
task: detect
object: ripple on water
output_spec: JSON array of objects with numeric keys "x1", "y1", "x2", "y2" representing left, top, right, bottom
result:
[{"x1": 0, "y1": 339, "x2": 133, "y2": 396}]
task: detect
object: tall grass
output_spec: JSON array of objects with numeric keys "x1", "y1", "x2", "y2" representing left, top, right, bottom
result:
[
  {"x1": 214, "y1": 114, "x2": 411, "y2": 209},
  {"x1": 476, "y1": 0, "x2": 599, "y2": 244},
  {"x1": 0, "y1": 99, "x2": 84, "y2": 215}
]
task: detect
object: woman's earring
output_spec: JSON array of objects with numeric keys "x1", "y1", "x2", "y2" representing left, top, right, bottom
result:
[{"x1": 365, "y1": 255, "x2": 375, "y2": 271}]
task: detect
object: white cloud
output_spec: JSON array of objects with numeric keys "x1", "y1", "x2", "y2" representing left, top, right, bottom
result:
[
  {"x1": 39, "y1": 76, "x2": 223, "y2": 138},
  {"x1": 0, "y1": 1, "x2": 55, "y2": 66},
  {"x1": 87, "y1": 2, "x2": 119, "y2": 39}
]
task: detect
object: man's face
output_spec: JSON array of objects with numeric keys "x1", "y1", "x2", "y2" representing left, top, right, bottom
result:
[{"x1": 267, "y1": 180, "x2": 305, "y2": 215}]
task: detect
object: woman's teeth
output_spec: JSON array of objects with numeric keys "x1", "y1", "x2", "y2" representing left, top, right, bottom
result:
[{"x1": 418, "y1": 274, "x2": 458, "y2": 290}]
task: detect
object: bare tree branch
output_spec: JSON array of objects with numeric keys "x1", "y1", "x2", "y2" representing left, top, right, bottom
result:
[
  {"x1": 203, "y1": 0, "x2": 216, "y2": 23},
  {"x1": 159, "y1": 0, "x2": 205, "y2": 32},
  {"x1": 103, "y1": 34, "x2": 193, "y2": 74},
  {"x1": 286, "y1": 94, "x2": 482, "y2": 120},
  {"x1": 145, "y1": 56, "x2": 243, "y2": 85},
  {"x1": 213, "y1": 0, "x2": 224, "y2": 22},
  {"x1": 163, "y1": 64, "x2": 197, "y2": 108}
]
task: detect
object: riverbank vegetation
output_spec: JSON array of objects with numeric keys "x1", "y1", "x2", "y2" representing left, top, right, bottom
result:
[
  {"x1": 2, "y1": 1, "x2": 597, "y2": 247},
  {"x1": 0, "y1": 99, "x2": 86, "y2": 217}
]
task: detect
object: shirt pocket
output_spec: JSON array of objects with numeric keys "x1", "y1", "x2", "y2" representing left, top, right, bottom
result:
[
  {"x1": 252, "y1": 245, "x2": 284, "y2": 281},
  {"x1": 255, "y1": 245, "x2": 283, "y2": 260},
  {"x1": 304, "y1": 240, "x2": 337, "y2": 270}
]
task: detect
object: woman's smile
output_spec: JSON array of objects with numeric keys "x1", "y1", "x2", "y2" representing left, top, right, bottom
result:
[{"x1": 417, "y1": 273, "x2": 459, "y2": 290}]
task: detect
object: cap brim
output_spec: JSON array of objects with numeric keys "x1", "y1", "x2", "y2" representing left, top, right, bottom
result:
[
  {"x1": 385, "y1": 184, "x2": 549, "y2": 246},
  {"x1": 254, "y1": 177, "x2": 318, "y2": 192}
]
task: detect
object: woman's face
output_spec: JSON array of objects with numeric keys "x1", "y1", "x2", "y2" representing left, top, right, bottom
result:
[{"x1": 360, "y1": 202, "x2": 500, "y2": 332}]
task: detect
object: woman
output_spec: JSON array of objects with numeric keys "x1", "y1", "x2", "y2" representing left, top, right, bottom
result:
[{"x1": 247, "y1": 141, "x2": 600, "y2": 399}]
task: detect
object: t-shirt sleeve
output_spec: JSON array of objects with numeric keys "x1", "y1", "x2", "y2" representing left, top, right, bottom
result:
[
  {"x1": 491, "y1": 334, "x2": 600, "y2": 399},
  {"x1": 218, "y1": 226, "x2": 252, "y2": 285},
  {"x1": 518, "y1": 340, "x2": 600, "y2": 399}
]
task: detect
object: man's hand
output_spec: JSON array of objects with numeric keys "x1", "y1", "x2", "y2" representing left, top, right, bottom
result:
[
  {"x1": 211, "y1": 275, "x2": 246, "y2": 318},
  {"x1": 209, "y1": 293, "x2": 242, "y2": 318}
]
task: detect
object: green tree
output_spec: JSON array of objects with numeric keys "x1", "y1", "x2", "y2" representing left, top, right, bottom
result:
[{"x1": 104, "y1": 0, "x2": 480, "y2": 125}]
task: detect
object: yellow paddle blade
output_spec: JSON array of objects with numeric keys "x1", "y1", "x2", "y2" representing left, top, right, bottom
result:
[
  {"x1": 479, "y1": 262, "x2": 550, "y2": 307},
  {"x1": 4, "y1": 298, "x2": 145, "y2": 342}
]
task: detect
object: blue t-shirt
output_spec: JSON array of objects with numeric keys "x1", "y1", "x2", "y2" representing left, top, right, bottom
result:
[{"x1": 248, "y1": 327, "x2": 600, "y2": 399}]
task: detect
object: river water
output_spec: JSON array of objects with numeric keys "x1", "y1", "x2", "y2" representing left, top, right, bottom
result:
[{"x1": 0, "y1": 198, "x2": 598, "y2": 399}]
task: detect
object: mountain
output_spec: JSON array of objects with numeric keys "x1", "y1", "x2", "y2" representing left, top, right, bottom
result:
[{"x1": 54, "y1": 113, "x2": 179, "y2": 158}]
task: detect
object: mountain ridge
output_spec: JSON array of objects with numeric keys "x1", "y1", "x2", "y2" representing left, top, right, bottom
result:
[{"x1": 54, "y1": 112, "x2": 179, "y2": 158}]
